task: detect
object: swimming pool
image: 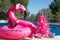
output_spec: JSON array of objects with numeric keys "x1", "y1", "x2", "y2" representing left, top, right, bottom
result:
[
  {"x1": 0, "y1": 23, "x2": 60, "y2": 36},
  {"x1": 50, "y1": 24, "x2": 60, "y2": 36}
]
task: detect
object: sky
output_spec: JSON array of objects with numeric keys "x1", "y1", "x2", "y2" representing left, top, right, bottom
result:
[{"x1": 27, "y1": 0, "x2": 53, "y2": 14}]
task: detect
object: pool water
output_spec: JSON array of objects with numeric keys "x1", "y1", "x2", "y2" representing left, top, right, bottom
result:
[
  {"x1": 50, "y1": 24, "x2": 60, "y2": 36},
  {"x1": 0, "y1": 23, "x2": 9, "y2": 27},
  {"x1": 0, "y1": 23, "x2": 60, "y2": 36}
]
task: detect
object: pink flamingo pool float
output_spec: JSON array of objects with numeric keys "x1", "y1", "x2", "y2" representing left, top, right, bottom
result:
[
  {"x1": 0, "y1": 3, "x2": 36, "y2": 39},
  {"x1": 0, "y1": 3, "x2": 50, "y2": 39}
]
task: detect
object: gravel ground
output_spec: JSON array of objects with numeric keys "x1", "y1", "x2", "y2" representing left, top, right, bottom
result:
[{"x1": 0, "y1": 35, "x2": 60, "y2": 40}]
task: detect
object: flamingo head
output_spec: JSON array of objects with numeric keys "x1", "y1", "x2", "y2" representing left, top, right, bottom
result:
[{"x1": 16, "y1": 3, "x2": 26, "y2": 13}]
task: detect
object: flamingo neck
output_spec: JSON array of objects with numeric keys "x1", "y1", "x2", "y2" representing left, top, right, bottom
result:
[
  {"x1": 9, "y1": 6, "x2": 16, "y2": 12},
  {"x1": 7, "y1": 6, "x2": 17, "y2": 27},
  {"x1": 7, "y1": 6, "x2": 16, "y2": 16}
]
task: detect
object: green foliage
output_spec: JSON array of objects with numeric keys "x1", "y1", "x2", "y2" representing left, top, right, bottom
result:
[
  {"x1": 49, "y1": 0, "x2": 60, "y2": 14},
  {"x1": 19, "y1": 0, "x2": 29, "y2": 8},
  {"x1": 0, "y1": 10, "x2": 6, "y2": 19},
  {"x1": 10, "y1": 0, "x2": 29, "y2": 8},
  {"x1": 29, "y1": 14, "x2": 36, "y2": 22},
  {"x1": 49, "y1": 0, "x2": 60, "y2": 23},
  {"x1": 49, "y1": 2, "x2": 58, "y2": 15}
]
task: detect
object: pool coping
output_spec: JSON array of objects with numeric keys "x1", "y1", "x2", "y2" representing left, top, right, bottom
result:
[{"x1": 0, "y1": 20, "x2": 60, "y2": 25}]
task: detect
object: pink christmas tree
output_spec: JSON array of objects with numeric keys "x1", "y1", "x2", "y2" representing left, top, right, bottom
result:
[{"x1": 37, "y1": 10, "x2": 50, "y2": 37}]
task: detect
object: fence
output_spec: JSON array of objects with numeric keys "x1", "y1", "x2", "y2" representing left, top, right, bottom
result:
[{"x1": 48, "y1": 18, "x2": 60, "y2": 23}]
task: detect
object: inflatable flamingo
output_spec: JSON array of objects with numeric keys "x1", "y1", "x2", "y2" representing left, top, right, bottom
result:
[{"x1": 0, "y1": 3, "x2": 36, "y2": 39}]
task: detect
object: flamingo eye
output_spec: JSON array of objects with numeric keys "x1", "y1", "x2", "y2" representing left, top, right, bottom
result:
[{"x1": 20, "y1": 5, "x2": 21, "y2": 7}]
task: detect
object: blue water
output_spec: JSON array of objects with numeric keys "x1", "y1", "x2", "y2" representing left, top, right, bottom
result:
[
  {"x1": 0, "y1": 23, "x2": 60, "y2": 36},
  {"x1": 0, "y1": 23, "x2": 9, "y2": 27},
  {"x1": 50, "y1": 24, "x2": 60, "y2": 36}
]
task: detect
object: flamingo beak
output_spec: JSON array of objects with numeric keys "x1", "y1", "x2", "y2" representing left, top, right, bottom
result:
[
  {"x1": 24, "y1": 11, "x2": 27, "y2": 15},
  {"x1": 24, "y1": 10, "x2": 27, "y2": 20}
]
